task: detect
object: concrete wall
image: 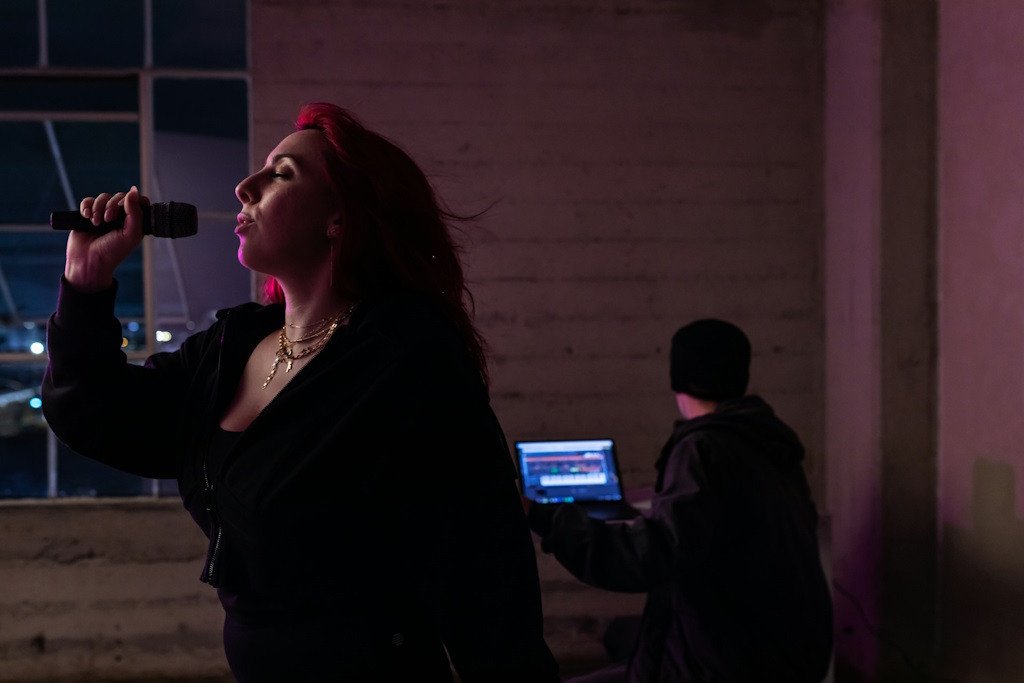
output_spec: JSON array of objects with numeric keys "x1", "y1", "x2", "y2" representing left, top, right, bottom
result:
[
  {"x1": 0, "y1": 1, "x2": 825, "y2": 680},
  {"x1": 0, "y1": 500, "x2": 224, "y2": 682},
  {"x1": 937, "y1": 1, "x2": 1024, "y2": 681},
  {"x1": 0, "y1": 499, "x2": 642, "y2": 680}
]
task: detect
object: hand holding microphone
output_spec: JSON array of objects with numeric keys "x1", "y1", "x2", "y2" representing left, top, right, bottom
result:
[
  {"x1": 51, "y1": 200, "x2": 198, "y2": 238},
  {"x1": 57, "y1": 187, "x2": 197, "y2": 293}
]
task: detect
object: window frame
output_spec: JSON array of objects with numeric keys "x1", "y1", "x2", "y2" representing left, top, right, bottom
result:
[{"x1": 0, "y1": 0, "x2": 251, "y2": 499}]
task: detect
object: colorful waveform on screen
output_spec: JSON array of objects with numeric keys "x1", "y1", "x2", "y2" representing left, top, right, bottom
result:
[{"x1": 523, "y1": 451, "x2": 609, "y2": 487}]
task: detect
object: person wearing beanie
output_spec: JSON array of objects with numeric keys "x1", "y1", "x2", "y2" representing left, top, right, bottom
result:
[{"x1": 527, "y1": 319, "x2": 833, "y2": 683}]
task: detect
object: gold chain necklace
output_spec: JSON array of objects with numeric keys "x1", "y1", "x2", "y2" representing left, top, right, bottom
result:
[
  {"x1": 262, "y1": 304, "x2": 357, "y2": 389},
  {"x1": 286, "y1": 314, "x2": 335, "y2": 330},
  {"x1": 282, "y1": 317, "x2": 336, "y2": 344}
]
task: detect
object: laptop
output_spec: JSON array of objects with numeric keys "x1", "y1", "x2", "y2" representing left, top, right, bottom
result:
[{"x1": 515, "y1": 438, "x2": 640, "y2": 521}]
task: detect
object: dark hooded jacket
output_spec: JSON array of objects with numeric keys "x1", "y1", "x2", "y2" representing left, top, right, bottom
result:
[
  {"x1": 529, "y1": 396, "x2": 833, "y2": 682},
  {"x1": 42, "y1": 278, "x2": 559, "y2": 683}
]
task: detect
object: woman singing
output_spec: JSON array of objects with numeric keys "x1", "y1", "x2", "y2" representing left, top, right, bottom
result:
[{"x1": 42, "y1": 102, "x2": 558, "y2": 683}]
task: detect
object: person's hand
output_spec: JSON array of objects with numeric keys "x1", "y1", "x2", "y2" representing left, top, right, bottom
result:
[{"x1": 64, "y1": 186, "x2": 148, "y2": 292}]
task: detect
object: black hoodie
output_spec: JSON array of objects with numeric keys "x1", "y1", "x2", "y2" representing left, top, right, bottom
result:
[
  {"x1": 529, "y1": 395, "x2": 833, "y2": 683},
  {"x1": 43, "y1": 278, "x2": 559, "y2": 683}
]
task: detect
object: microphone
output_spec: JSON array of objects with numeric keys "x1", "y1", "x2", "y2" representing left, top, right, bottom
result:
[{"x1": 50, "y1": 202, "x2": 199, "y2": 239}]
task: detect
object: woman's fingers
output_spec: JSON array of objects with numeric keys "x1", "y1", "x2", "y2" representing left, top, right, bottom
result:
[
  {"x1": 79, "y1": 196, "x2": 95, "y2": 220},
  {"x1": 78, "y1": 189, "x2": 150, "y2": 231},
  {"x1": 89, "y1": 193, "x2": 112, "y2": 226},
  {"x1": 85, "y1": 192, "x2": 131, "y2": 226},
  {"x1": 102, "y1": 191, "x2": 127, "y2": 223},
  {"x1": 122, "y1": 186, "x2": 144, "y2": 239}
]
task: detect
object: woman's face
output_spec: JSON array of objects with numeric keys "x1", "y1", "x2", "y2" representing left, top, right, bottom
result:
[{"x1": 234, "y1": 129, "x2": 340, "y2": 278}]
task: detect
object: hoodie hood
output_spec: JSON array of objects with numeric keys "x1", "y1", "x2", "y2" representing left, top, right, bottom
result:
[{"x1": 656, "y1": 395, "x2": 805, "y2": 476}]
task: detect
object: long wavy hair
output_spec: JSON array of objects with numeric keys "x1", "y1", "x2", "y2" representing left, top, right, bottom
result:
[{"x1": 262, "y1": 102, "x2": 488, "y2": 386}]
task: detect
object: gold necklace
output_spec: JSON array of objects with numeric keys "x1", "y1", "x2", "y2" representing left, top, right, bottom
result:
[
  {"x1": 262, "y1": 304, "x2": 357, "y2": 389},
  {"x1": 286, "y1": 314, "x2": 334, "y2": 330},
  {"x1": 282, "y1": 318, "x2": 336, "y2": 344}
]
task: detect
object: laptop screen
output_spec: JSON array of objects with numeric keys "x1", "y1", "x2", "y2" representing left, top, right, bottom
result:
[{"x1": 515, "y1": 438, "x2": 625, "y2": 504}]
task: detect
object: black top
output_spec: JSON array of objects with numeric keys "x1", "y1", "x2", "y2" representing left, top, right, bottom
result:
[
  {"x1": 43, "y1": 278, "x2": 559, "y2": 683},
  {"x1": 530, "y1": 396, "x2": 833, "y2": 683},
  {"x1": 207, "y1": 427, "x2": 242, "y2": 482}
]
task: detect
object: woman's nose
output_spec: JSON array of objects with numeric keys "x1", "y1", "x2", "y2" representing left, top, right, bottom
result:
[{"x1": 235, "y1": 173, "x2": 257, "y2": 204}]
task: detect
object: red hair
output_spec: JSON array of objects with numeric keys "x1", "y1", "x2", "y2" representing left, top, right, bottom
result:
[{"x1": 263, "y1": 103, "x2": 489, "y2": 385}]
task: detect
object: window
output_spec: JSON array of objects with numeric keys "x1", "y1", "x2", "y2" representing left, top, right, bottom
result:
[{"x1": 0, "y1": 0, "x2": 251, "y2": 498}]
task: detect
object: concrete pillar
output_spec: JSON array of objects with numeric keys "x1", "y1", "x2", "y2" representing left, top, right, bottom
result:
[
  {"x1": 825, "y1": 0, "x2": 938, "y2": 679},
  {"x1": 825, "y1": 0, "x2": 885, "y2": 676},
  {"x1": 878, "y1": 0, "x2": 938, "y2": 678}
]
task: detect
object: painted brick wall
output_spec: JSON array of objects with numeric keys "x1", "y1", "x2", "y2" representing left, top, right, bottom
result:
[{"x1": 251, "y1": 0, "x2": 824, "y2": 493}]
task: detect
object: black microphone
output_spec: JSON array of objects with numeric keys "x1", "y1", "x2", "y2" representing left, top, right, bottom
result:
[{"x1": 50, "y1": 202, "x2": 199, "y2": 239}]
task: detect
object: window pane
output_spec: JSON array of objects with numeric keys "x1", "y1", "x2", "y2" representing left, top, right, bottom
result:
[
  {"x1": 54, "y1": 121, "x2": 141, "y2": 202},
  {"x1": 0, "y1": 431, "x2": 47, "y2": 498},
  {"x1": 0, "y1": 233, "x2": 143, "y2": 345},
  {"x1": 47, "y1": 0, "x2": 143, "y2": 68},
  {"x1": 0, "y1": 77, "x2": 138, "y2": 113},
  {"x1": 0, "y1": 120, "x2": 140, "y2": 223},
  {"x1": 153, "y1": 80, "x2": 248, "y2": 212},
  {"x1": 152, "y1": 79, "x2": 251, "y2": 344},
  {"x1": 0, "y1": 0, "x2": 39, "y2": 67},
  {"x1": 0, "y1": 233, "x2": 71, "y2": 324},
  {"x1": 0, "y1": 364, "x2": 48, "y2": 499},
  {"x1": 58, "y1": 442, "x2": 150, "y2": 497},
  {"x1": 153, "y1": 0, "x2": 247, "y2": 69},
  {"x1": 0, "y1": 118, "x2": 142, "y2": 343},
  {"x1": 153, "y1": 130, "x2": 248, "y2": 213},
  {"x1": 112, "y1": 250, "x2": 145, "y2": 319},
  {"x1": 0, "y1": 0, "x2": 250, "y2": 501},
  {"x1": 0, "y1": 121, "x2": 67, "y2": 224},
  {"x1": 154, "y1": 79, "x2": 248, "y2": 142},
  {"x1": 0, "y1": 364, "x2": 167, "y2": 500}
]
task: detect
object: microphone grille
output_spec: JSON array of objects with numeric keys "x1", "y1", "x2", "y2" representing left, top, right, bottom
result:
[{"x1": 151, "y1": 202, "x2": 199, "y2": 238}]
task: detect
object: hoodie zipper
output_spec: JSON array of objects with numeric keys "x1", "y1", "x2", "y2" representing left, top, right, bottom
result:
[
  {"x1": 203, "y1": 458, "x2": 223, "y2": 583},
  {"x1": 200, "y1": 311, "x2": 231, "y2": 586}
]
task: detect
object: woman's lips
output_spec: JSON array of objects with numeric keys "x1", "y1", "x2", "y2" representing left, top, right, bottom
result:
[{"x1": 236, "y1": 214, "x2": 252, "y2": 233}]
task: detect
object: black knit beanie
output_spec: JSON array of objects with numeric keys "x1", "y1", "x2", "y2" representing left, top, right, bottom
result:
[{"x1": 670, "y1": 319, "x2": 751, "y2": 400}]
